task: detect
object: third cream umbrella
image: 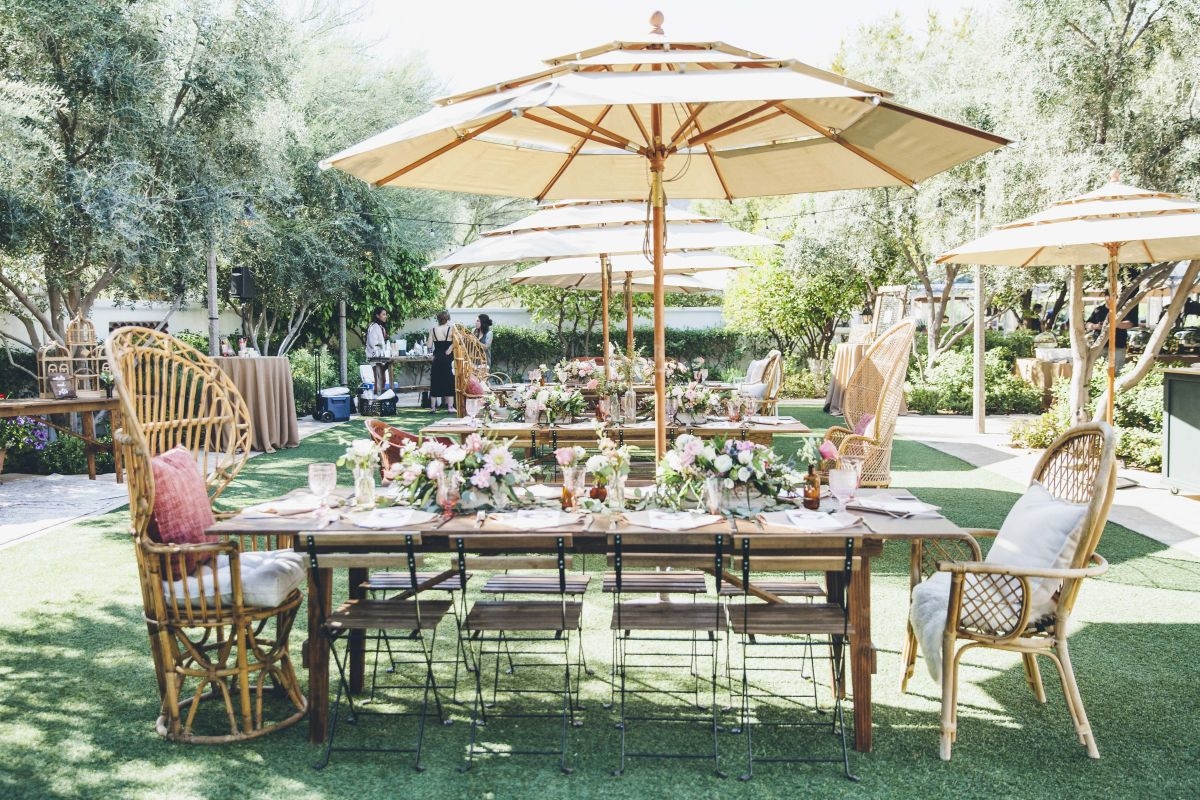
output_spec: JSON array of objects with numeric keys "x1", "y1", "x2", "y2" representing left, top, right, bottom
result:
[
  {"x1": 937, "y1": 173, "x2": 1200, "y2": 423},
  {"x1": 321, "y1": 13, "x2": 1009, "y2": 457}
]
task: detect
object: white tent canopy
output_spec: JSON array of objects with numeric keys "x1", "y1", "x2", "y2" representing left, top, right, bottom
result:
[{"x1": 511, "y1": 264, "x2": 732, "y2": 293}]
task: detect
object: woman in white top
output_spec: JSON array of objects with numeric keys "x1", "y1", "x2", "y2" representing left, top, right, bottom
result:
[{"x1": 365, "y1": 307, "x2": 393, "y2": 398}]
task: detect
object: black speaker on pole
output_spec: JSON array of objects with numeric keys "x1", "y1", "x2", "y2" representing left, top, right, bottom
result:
[{"x1": 230, "y1": 265, "x2": 257, "y2": 300}]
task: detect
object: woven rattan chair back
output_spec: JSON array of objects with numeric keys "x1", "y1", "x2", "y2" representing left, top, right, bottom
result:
[
  {"x1": 451, "y1": 324, "x2": 490, "y2": 416},
  {"x1": 834, "y1": 319, "x2": 914, "y2": 486}
]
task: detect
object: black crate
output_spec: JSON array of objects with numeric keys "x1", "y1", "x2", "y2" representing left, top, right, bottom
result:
[{"x1": 357, "y1": 396, "x2": 398, "y2": 417}]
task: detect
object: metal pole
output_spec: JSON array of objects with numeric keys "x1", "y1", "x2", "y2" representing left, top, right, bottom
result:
[
  {"x1": 338, "y1": 300, "x2": 348, "y2": 386},
  {"x1": 972, "y1": 201, "x2": 985, "y2": 433},
  {"x1": 207, "y1": 233, "x2": 220, "y2": 358},
  {"x1": 625, "y1": 271, "x2": 634, "y2": 355}
]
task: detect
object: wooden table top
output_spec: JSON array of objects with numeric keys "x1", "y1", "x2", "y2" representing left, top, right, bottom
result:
[
  {"x1": 0, "y1": 395, "x2": 120, "y2": 417},
  {"x1": 420, "y1": 417, "x2": 812, "y2": 438}
]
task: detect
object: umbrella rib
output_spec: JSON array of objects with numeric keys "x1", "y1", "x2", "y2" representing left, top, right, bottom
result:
[
  {"x1": 624, "y1": 64, "x2": 653, "y2": 147},
  {"x1": 684, "y1": 102, "x2": 782, "y2": 148},
  {"x1": 685, "y1": 109, "x2": 788, "y2": 149},
  {"x1": 546, "y1": 106, "x2": 638, "y2": 151},
  {"x1": 536, "y1": 105, "x2": 618, "y2": 201},
  {"x1": 879, "y1": 99, "x2": 1011, "y2": 145},
  {"x1": 772, "y1": 103, "x2": 916, "y2": 188},
  {"x1": 374, "y1": 114, "x2": 509, "y2": 186},
  {"x1": 680, "y1": 101, "x2": 733, "y2": 201},
  {"x1": 667, "y1": 103, "x2": 709, "y2": 148},
  {"x1": 522, "y1": 111, "x2": 633, "y2": 152},
  {"x1": 1019, "y1": 247, "x2": 1046, "y2": 268}
]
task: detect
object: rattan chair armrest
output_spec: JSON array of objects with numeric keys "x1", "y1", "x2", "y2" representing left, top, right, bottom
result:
[
  {"x1": 936, "y1": 554, "x2": 1109, "y2": 581},
  {"x1": 825, "y1": 425, "x2": 853, "y2": 440},
  {"x1": 964, "y1": 528, "x2": 999, "y2": 539},
  {"x1": 141, "y1": 538, "x2": 239, "y2": 557}
]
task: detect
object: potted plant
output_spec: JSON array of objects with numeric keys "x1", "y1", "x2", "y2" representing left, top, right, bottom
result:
[{"x1": 98, "y1": 368, "x2": 116, "y2": 399}]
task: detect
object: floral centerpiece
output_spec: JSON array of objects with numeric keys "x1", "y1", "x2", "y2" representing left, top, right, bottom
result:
[
  {"x1": 582, "y1": 430, "x2": 637, "y2": 508},
  {"x1": 386, "y1": 434, "x2": 536, "y2": 511},
  {"x1": 797, "y1": 435, "x2": 842, "y2": 472},
  {"x1": 98, "y1": 368, "x2": 116, "y2": 398},
  {"x1": 665, "y1": 382, "x2": 722, "y2": 424},
  {"x1": 609, "y1": 346, "x2": 651, "y2": 384},
  {"x1": 554, "y1": 358, "x2": 600, "y2": 384},
  {"x1": 337, "y1": 438, "x2": 383, "y2": 507},
  {"x1": 691, "y1": 356, "x2": 708, "y2": 382},
  {"x1": 504, "y1": 384, "x2": 583, "y2": 423},
  {"x1": 655, "y1": 434, "x2": 802, "y2": 512},
  {"x1": 663, "y1": 358, "x2": 692, "y2": 385}
]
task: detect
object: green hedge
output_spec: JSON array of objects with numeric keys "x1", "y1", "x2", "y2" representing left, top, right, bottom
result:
[
  {"x1": 4, "y1": 433, "x2": 115, "y2": 476},
  {"x1": 907, "y1": 344, "x2": 1044, "y2": 415}
]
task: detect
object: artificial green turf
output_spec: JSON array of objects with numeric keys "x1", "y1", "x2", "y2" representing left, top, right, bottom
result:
[{"x1": 1, "y1": 405, "x2": 1197, "y2": 799}]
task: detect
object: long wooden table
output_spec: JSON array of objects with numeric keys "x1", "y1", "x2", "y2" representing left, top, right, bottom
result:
[
  {"x1": 0, "y1": 395, "x2": 123, "y2": 480},
  {"x1": 421, "y1": 417, "x2": 812, "y2": 454},
  {"x1": 209, "y1": 489, "x2": 967, "y2": 753}
]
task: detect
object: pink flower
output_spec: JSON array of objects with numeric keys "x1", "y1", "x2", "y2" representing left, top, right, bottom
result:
[
  {"x1": 819, "y1": 440, "x2": 840, "y2": 461},
  {"x1": 426, "y1": 460, "x2": 444, "y2": 479},
  {"x1": 470, "y1": 469, "x2": 493, "y2": 489},
  {"x1": 585, "y1": 378, "x2": 599, "y2": 390},
  {"x1": 464, "y1": 433, "x2": 485, "y2": 453},
  {"x1": 555, "y1": 447, "x2": 576, "y2": 466}
]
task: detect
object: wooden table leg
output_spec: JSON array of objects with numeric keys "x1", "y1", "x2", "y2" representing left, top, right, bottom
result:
[
  {"x1": 111, "y1": 406, "x2": 124, "y2": 483},
  {"x1": 348, "y1": 566, "x2": 367, "y2": 694},
  {"x1": 82, "y1": 411, "x2": 97, "y2": 480},
  {"x1": 850, "y1": 552, "x2": 875, "y2": 752},
  {"x1": 307, "y1": 566, "x2": 332, "y2": 744}
]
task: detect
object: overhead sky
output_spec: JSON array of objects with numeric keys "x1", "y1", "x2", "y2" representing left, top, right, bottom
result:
[{"x1": 344, "y1": 0, "x2": 997, "y2": 95}]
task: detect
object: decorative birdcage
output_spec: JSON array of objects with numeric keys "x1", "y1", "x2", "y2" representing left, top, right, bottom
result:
[
  {"x1": 37, "y1": 341, "x2": 73, "y2": 398},
  {"x1": 66, "y1": 313, "x2": 105, "y2": 394}
]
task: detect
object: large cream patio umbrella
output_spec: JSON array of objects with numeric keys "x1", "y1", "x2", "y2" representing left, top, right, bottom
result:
[
  {"x1": 321, "y1": 14, "x2": 1008, "y2": 456},
  {"x1": 937, "y1": 174, "x2": 1200, "y2": 423},
  {"x1": 431, "y1": 200, "x2": 771, "y2": 380}
]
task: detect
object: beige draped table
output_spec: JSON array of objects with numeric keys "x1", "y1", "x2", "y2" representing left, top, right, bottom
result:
[
  {"x1": 213, "y1": 357, "x2": 299, "y2": 453},
  {"x1": 1015, "y1": 358, "x2": 1072, "y2": 409},
  {"x1": 824, "y1": 342, "x2": 867, "y2": 416}
]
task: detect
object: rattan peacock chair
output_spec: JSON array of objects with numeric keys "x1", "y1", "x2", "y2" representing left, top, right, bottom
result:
[
  {"x1": 902, "y1": 422, "x2": 1117, "y2": 760},
  {"x1": 824, "y1": 319, "x2": 914, "y2": 487},
  {"x1": 105, "y1": 327, "x2": 306, "y2": 743},
  {"x1": 451, "y1": 323, "x2": 491, "y2": 417}
]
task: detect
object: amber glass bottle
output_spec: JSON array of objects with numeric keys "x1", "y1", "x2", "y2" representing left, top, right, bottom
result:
[{"x1": 802, "y1": 463, "x2": 821, "y2": 510}]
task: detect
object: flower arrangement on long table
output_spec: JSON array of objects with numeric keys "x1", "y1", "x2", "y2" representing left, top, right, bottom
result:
[
  {"x1": 655, "y1": 433, "x2": 802, "y2": 512},
  {"x1": 385, "y1": 434, "x2": 537, "y2": 510}
]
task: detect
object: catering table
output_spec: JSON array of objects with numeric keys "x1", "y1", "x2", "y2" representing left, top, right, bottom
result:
[
  {"x1": 213, "y1": 357, "x2": 299, "y2": 453},
  {"x1": 371, "y1": 354, "x2": 433, "y2": 392},
  {"x1": 1015, "y1": 357, "x2": 1072, "y2": 408},
  {"x1": 421, "y1": 416, "x2": 811, "y2": 454},
  {"x1": 210, "y1": 487, "x2": 968, "y2": 753},
  {"x1": 824, "y1": 342, "x2": 866, "y2": 415},
  {"x1": 0, "y1": 395, "x2": 123, "y2": 480}
]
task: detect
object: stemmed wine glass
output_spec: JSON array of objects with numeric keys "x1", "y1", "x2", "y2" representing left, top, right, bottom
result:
[
  {"x1": 827, "y1": 466, "x2": 859, "y2": 514},
  {"x1": 308, "y1": 462, "x2": 337, "y2": 511},
  {"x1": 436, "y1": 469, "x2": 462, "y2": 519}
]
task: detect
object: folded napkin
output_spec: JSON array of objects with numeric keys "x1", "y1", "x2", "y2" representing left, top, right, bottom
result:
[
  {"x1": 850, "y1": 494, "x2": 941, "y2": 516},
  {"x1": 523, "y1": 483, "x2": 562, "y2": 500},
  {"x1": 242, "y1": 495, "x2": 323, "y2": 518},
  {"x1": 431, "y1": 417, "x2": 480, "y2": 427},
  {"x1": 489, "y1": 509, "x2": 570, "y2": 530},
  {"x1": 346, "y1": 508, "x2": 437, "y2": 529},
  {"x1": 624, "y1": 510, "x2": 723, "y2": 531},
  {"x1": 749, "y1": 415, "x2": 797, "y2": 425},
  {"x1": 752, "y1": 509, "x2": 861, "y2": 532}
]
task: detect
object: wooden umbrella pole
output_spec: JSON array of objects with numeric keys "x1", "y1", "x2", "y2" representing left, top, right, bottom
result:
[
  {"x1": 625, "y1": 271, "x2": 634, "y2": 355},
  {"x1": 600, "y1": 253, "x2": 612, "y2": 379},
  {"x1": 651, "y1": 110, "x2": 667, "y2": 459},
  {"x1": 1106, "y1": 245, "x2": 1118, "y2": 425}
]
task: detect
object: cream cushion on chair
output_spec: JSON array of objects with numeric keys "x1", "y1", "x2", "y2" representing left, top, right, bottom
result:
[
  {"x1": 164, "y1": 550, "x2": 306, "y2": 609},
  {"x1": 740, "y1": 382, "x2": 769, "y2": 400},
  {"x1": 909, "y1": 481, "x2": 1088, "y2": 680},
  {"x1": 744, "y1": 358, "x2": 768, "y2": 384}
]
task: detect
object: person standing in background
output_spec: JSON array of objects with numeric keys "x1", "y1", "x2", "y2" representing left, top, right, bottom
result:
[
  {"x1": 428, "y1": 310, "x2": 456, "y2": 413},
  {"x1": 1086, "y1": 303, "x2": 1139, "y2": 372},
  {"x1": 365, "y1": 307, "x2": 394, "y2": 399},
  {"x1": 475, "y1": 313, "x2": 493, "y2": 368}
]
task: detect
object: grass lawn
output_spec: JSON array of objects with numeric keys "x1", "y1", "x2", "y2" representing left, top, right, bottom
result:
[{"x1": 1, "y1": 404, "x2": 1197, "y2": 799}]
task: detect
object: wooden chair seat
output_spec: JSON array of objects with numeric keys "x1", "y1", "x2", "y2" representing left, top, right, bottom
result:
[
  {"x1": 718, "y1": 579, "x2": 823, "y2": 597},
  {"x1": 481, "y1": 574, "x2": 590, "y2": 595},
  {"x1": 602, "y1": 570, "x2": 707, "y2": 594},
  {"x1": 728, "y1": 603, "x2": 855, "y2": 636},
  {"x1": 609, "y1": 602, "x2": 725, "y2": 632},
  {"x1": 465, "y1": 600, "x2": 583, "y2": 633},
  {"x1": 325, "y1": 598, "x2": 453, "y2": 633},
  {"x1": 362, "y1": 571, "x2": 469, "y2": 592}
]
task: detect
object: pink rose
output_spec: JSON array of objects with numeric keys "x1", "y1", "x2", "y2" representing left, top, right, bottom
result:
[
  {"x1": 819, "y1": 440, "x2": 840, "y2": 461},
  {"x1": 585, "y1": 378, "x2": 599, "y2": 390},
  {"x1": 555, "y1": 447, "x2": 576, "y2": 466}
]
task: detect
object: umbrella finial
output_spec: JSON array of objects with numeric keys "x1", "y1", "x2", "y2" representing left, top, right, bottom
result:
[
  {"x1": 1109, "y1": 168, "x2": 1121, "y2": 182},
  {"x1": 649, "y1": 10, "x2": 665, "y2": 35}
]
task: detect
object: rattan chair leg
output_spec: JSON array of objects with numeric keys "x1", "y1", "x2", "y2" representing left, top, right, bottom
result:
[
  {"x1": 1052, "y1": 640, "x2": 1100, "y2": 758},
  {"x1": 899, "y1": 621, "x2": 919, "y2": 694},
  {"x1": 1022, "y1": 652, "x2": 1048, "y2": 704}
]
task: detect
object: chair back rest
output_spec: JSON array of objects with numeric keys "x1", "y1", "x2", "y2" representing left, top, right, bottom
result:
[
  {"x1": 734, "y1": 535, "x2": 858, "y2": 608},
  {"x1": 607, "y1": 532, "x2": 727, "y2": 588},
  {"x1": 762, "y1": 350, "x2": 783, "y2": 401},
  {"x1": 105, "y1": 327, "x2": 252, "y2": 543},
  {"x1": 453, "y1": 533, "x2": 573, "y2": 591},
  {"x1": 842, "y1": 319, "x2": 914, "y2": 442},
  {"x1": 1029, "y1": 421, "x2": 1118, "y2": 614}
]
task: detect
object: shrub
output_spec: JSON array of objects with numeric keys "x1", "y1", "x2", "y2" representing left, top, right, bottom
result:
[
  {"x1": 173, "y1": 329, "x2": 209, "y2": 353},
  {"x1": 491, "y1": 326, "x2": 561, "y2": 378},
  {"x1": 5, "y1": 434, "x2": 115, "y2": 476},
  {"x1": 906, "y1": 387, "x2": 942, "y2": 416},
  {"x1": 0, "y1": 346, "x2": 38, "y2": 398},
  {"x1": 909, "y1": 346, "x2": 1043, "y2": 415},
  {"x1": 1119, "y1": 428, "x2": 1161, "y2": 471},
  {"x1": 779, "y1": 358, "x2": 829, "y2": 399}
]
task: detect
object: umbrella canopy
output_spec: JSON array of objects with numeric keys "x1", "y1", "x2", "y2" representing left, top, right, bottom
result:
[
  {"x1": 937, "y1": 176, "x2": 1200, "y2": 422},
  {"x1": 482, "y1": 199, "x2": 716, "y2": 235},
  {"x1": 322, "y1": 15, "x2": 1008, "y2": 457},
  {"x1": 511, "y1": 263, "x2": 732, "y2": 293},
  {"x1": 508, "y1": 250, "x2": 748, "y2": 283}
]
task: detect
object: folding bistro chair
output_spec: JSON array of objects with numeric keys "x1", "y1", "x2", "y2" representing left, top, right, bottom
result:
[
  {"x1": 455, "y1": 534, "x2": 585, "y2": 774},
  {"x1": 305, "y1": 533, "x2": 453, "y2": 770},
  {"x1": 608, "y1": 532, "x2": 728, "y2": 777},
  {"x1": 729, "y1": 535, "x2": 858, "y2": 781}
]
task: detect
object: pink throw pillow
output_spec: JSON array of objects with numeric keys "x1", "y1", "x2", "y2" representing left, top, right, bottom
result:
[
  {"x1": 466, "y1": 376, "x2": 485, "y2": 395},
  {"x1": 853, "y1": 413, "x2": 875, "y2": 437},
  {"x1": 148, "y1": 446, "x2": 218, "y2": 579}
]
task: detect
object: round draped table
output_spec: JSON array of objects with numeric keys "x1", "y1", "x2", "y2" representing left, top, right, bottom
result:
[
  {"x1": 1015, "y1": 358, "x2": 1072, "y2": 409},
  {"x1": 214, "y1": 356, "x2": 299, "y2": 453},
  {"x1": 824, "y1": 342, "x2": 867, "y2": 416}
]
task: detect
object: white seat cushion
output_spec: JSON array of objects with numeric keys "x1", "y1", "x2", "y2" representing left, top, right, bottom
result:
[
  {"x1": 744, "y1": 358, "x2": 768, "y2": 385},
  {"x1": 908, "y1": 481, "x2": 1088, "y2": 682},
  {"x1": 740, "y1": 382, "x2": 768, "y2": 400},
  {"x1": 163, "y1": 550, "x2": 306, "y2": 609}
]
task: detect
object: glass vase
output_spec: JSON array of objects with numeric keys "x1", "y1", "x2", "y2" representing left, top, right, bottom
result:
[
  {"x1": 609, "y1": 392, "x2": 622, "y2": 424},
  {"x1": 352, "y1": 465, "x2": 377, "y2": 509},
  {"x1": 622, "y1": 388, "x2": 637, "y2": 422},
  {"x1": 608, "y1": 475, "x2": 626, "y2": 512},
  {"x1": 560, "y1": 465, "x2": 579, "y2": 511}
]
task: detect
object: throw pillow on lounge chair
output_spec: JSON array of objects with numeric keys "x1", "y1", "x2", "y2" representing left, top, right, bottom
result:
[{"x1": 909, "y1": 481, "x2": 1088, "y2": 680}]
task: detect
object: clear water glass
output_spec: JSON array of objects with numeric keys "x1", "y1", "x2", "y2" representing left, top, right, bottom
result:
[
  {"x1": 308, "y1": 463, "x2": 337, "y2": 508},
  {"x1": 704, "y1": 476, "x2": 725, "y2": 516},
  {"x1": 827, "y1": 467, "x2": 858, "y2": 514}
]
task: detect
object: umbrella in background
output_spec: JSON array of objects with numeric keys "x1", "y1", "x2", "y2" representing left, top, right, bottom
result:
[
  {"x1": 937, "y1": 172, "x2": 1200, "y2": 423},
  {"x1": 322, "y1": 13, "x2": 1008, "y2": 456},
  {"x1": 431, "y1": 200, "x2": 770, "y2": 378}
]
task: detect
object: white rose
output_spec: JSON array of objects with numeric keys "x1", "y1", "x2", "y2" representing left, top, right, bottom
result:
[
  {"x1": 586, "y1": 455, "x2": 607, "y2": 472},
  {"x1": 713, "y1": 454, "x2": 733, "y2": 473},
  {"x1": 737, "y1": 467, "x2": 751, "y2": 482},
  {"x1": 443, "y1": 445, "x2": 467, "y2": 464},
  {"x1": 351, "y1": 439, "x2": 375, "y2": 458},
  {"x1": 701, "y1": 446, "x2": 716, "y2": 461},
  {"x1": 738, "y1": 450, "x2": 753, "y2": 465}
]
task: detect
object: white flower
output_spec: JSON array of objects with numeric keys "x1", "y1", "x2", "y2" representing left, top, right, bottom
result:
[
  {"x1": 738, "y1": 450, "x2": 753, "y2": 465},
  {"x1": 351, "y1": 439, "x2": 375, "y2": 458},
  {"x1": 586, "y1": 454, "x2": 607, "y2": 473},
  {"x1": 737, "y1": 466, "x2": 752, "y2": 482},
  {"x1": 443, "y1": 445, "x2": 467, "y2": 464},
  {"x1": 713, "y1": 453, "x2": 734, "y2": 473},
  {"x1": 426, "y1": 460, "x2": 444, "y2": 479},
  {"x1": 701, "y1": 445, "x2": 717, "y2": 462}
]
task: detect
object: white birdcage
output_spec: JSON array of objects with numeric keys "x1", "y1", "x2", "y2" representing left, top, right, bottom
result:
[
  {"x1": 37, "y1": 341, "x2": 73, "y2": 398},
  {"x1": 66, "y1": 313, "x2": 104, "y2": 394}
]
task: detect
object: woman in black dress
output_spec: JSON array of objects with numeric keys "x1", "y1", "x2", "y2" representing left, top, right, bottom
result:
[{"x1": 428, "y1": 310, "x2": 455, "y2": 412}]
